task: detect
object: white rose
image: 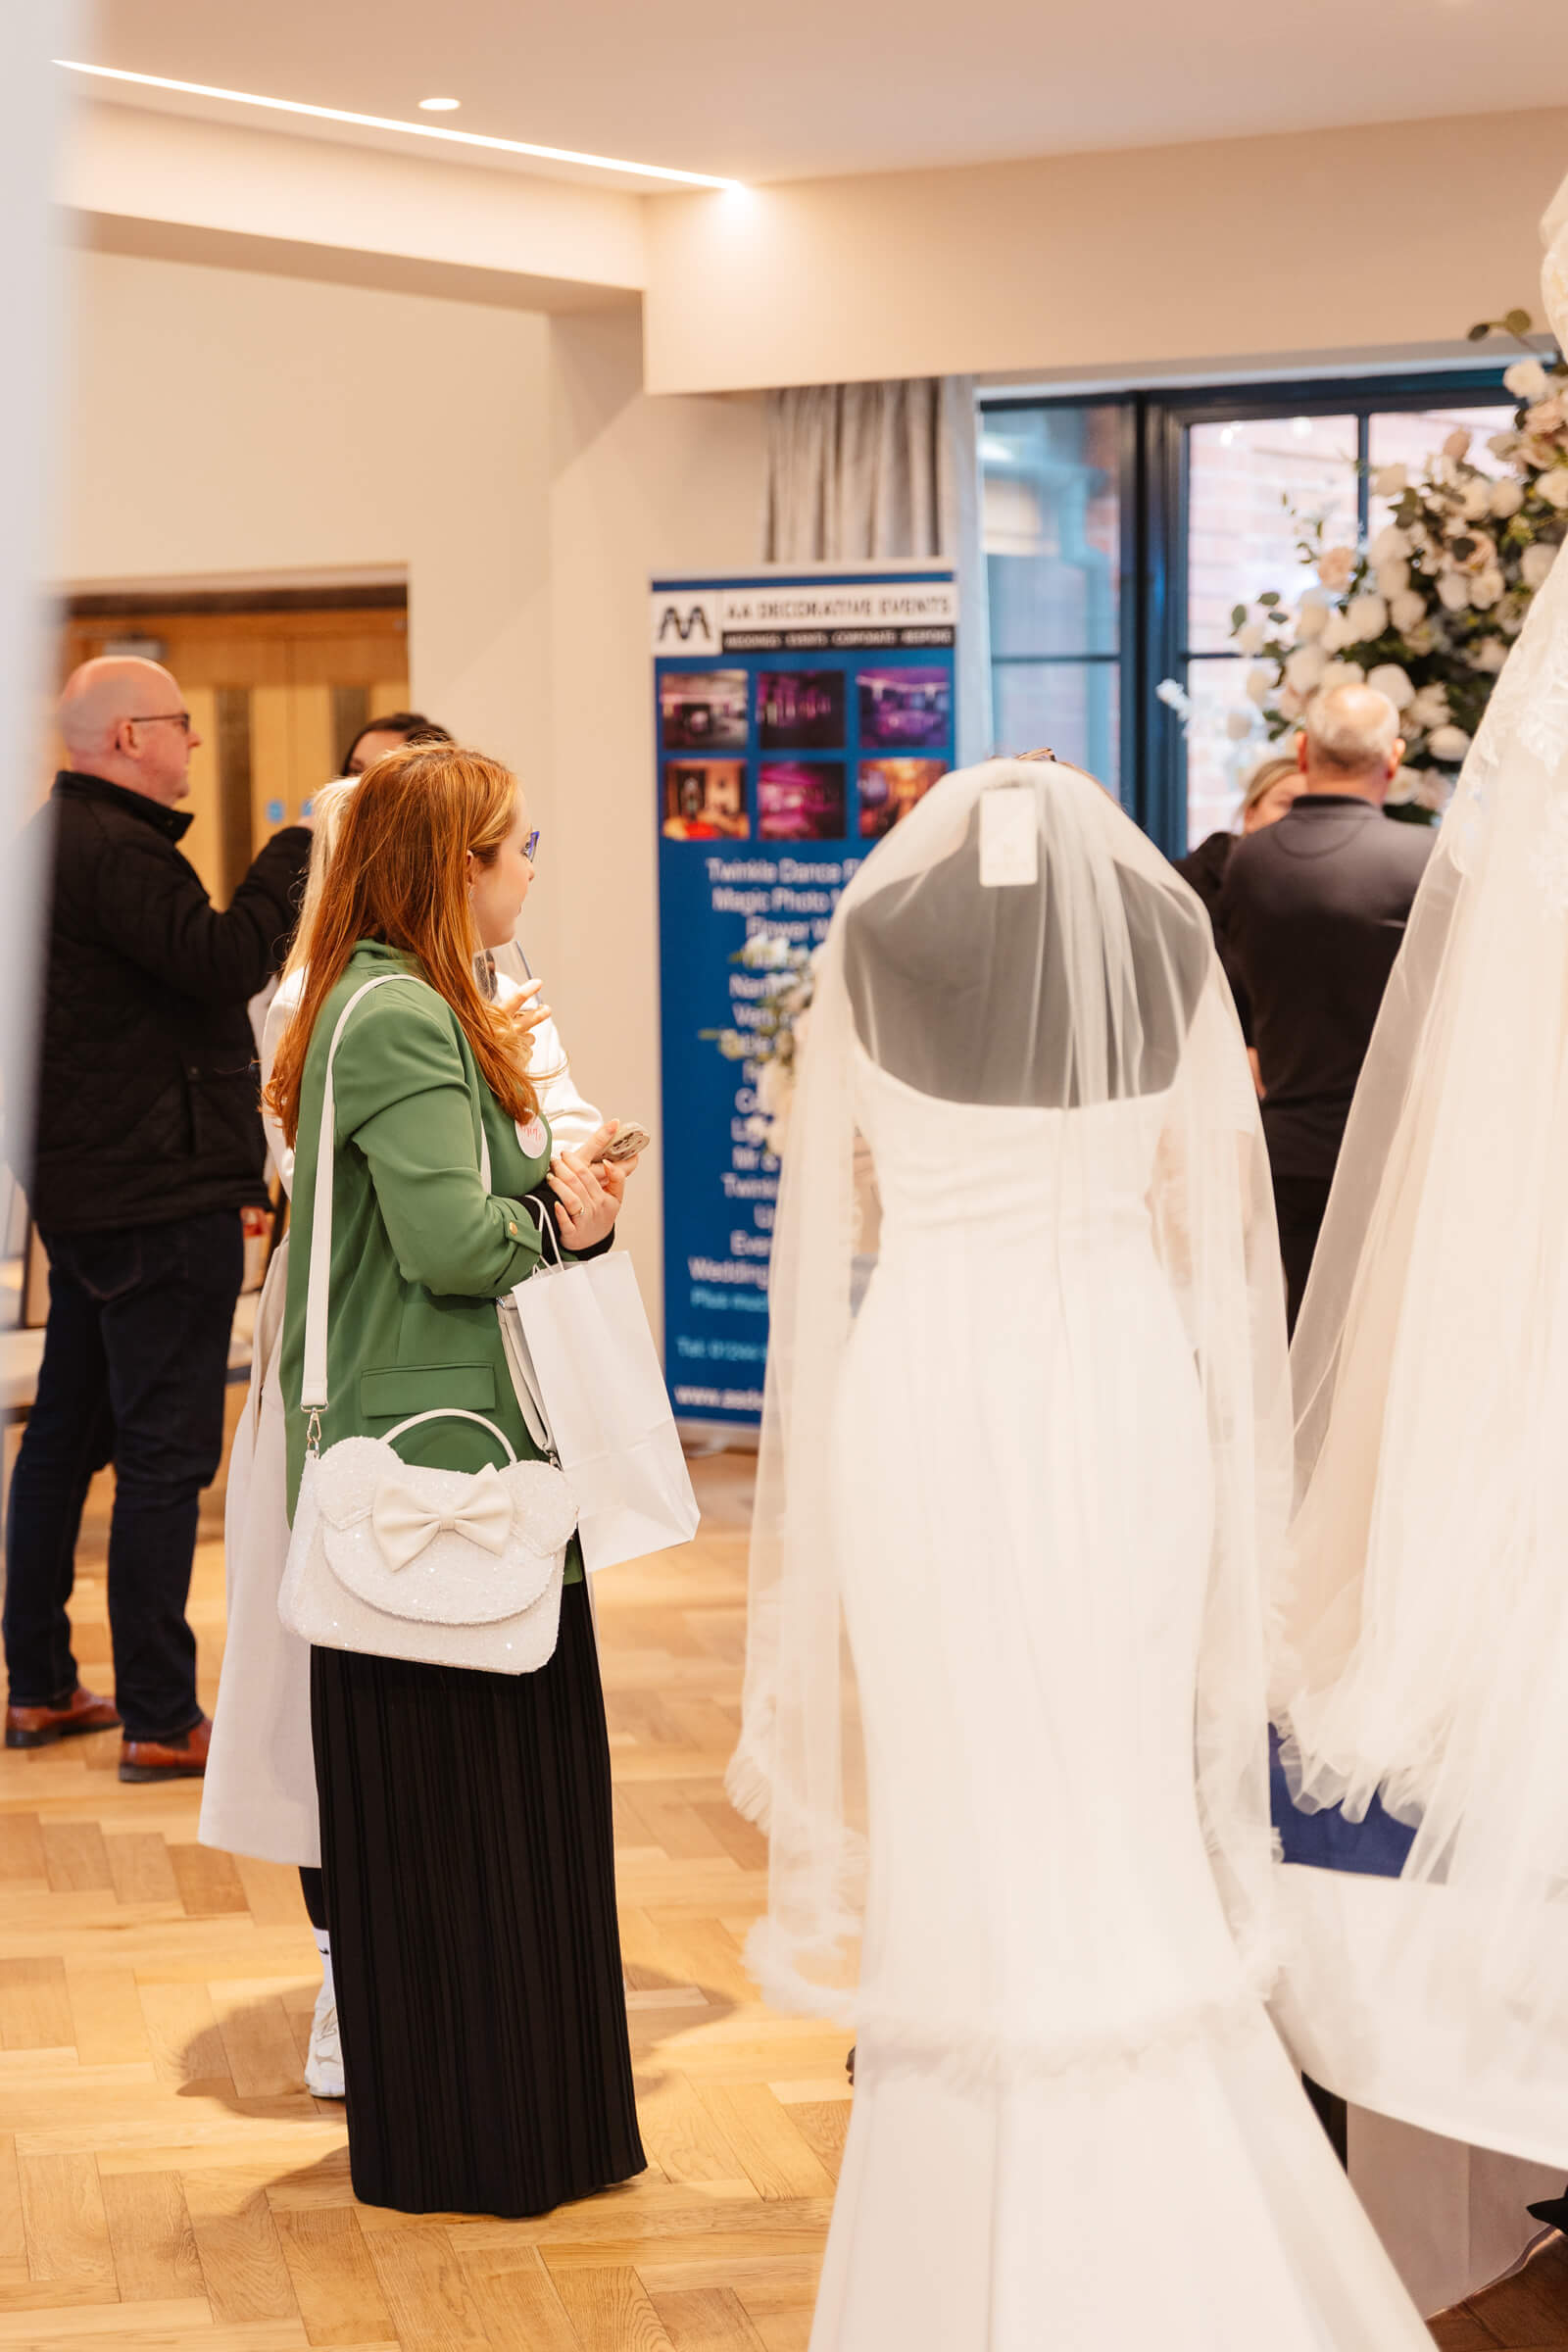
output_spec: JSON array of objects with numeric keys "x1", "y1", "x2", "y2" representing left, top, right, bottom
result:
[
  {"x1": 1409, "y1": 683, "x2": 1451, "y2": 729},
  {"x1": 1413, "y1": 772, "x2": 1449, "y2": 814},
  {"x1": 1319, "y1": 662, "x2": 1366, "y2": 692},
  {"x1": 1366, "y1": 662, "x2": 1415, "y2": 710},
  {"x1": 1234, "y1": 619, "x2": 1268, "y2": 656},
  {"x1": 1473, "y1": 635, "x2": 1510, "y2": 674},
  {"x1": 1522, "y1": 540, "x2": 1559, "y2": 589},
  {"x1": 1245, "y1": 663, "x2": 1274, "y2": 708},
  {"x1": 1390, "y1": 588, "x2": 1429, "y2": 631},
  {"x1": 1406, "y1": 619, "x2": 1440, "y2": 656},
  {"x1": 1370, "y1": 523, "x2": 1410, "y2": 564},
  {"x1": 1438, "y1": 571, "x2": 1473, "y2": 612},
  {"x1": 1451, "y1": 527, "x2": 1495, "y2": 571},
  {"x1": 1278, "y1": 685, "x2": 1306, "y2": 720},
  {"x1": 1428, "y1": 724, "x2": 1472, "y2": 764},
  {"x1": 1536, "y1": 468, "x2": 1568, "y2": 512},
  {"x1": 1319, "y1": 545, "x2": 1357, "y2": 593},
  {"x1": 1470, "y1": 566, "x2": 1505, "y2": 610},
  {"x1": 1460, "y1": 478, "x2": 1494, "y2": 521},
  {"x1": 1490, "y1": 477, "x2": 1526, "y2": 518},
  {"x1": 1319, "y1": 608, "x2": 1356, "y2": 654},
  {"x1": 1444, "y1": 427, "x2": 1474, "y2": 463},
  {"x1": 1372, "y1": 464, "x2": 1408, "y2": 498},
  {"x1": 1285, "y1": 643, "x2": 1329, "y2": 696},
  {"x1": 1385, "y1": 764, "x2": 1421, "y2": 805},
  {"x1": 1346, "y1": 591, "x2": 1389, "y2": 641},
  {"x1": 1376, "y1": 558, "x2": 1411, "y2": 598},
  {"x1": 1504, "y1": 359, "x2": 1551, "y2": 403},
  {"x1": 1224, "y1": 709, "x2": 1255, "y2": 741},
  {"x1": 1296, "y1": 600, "x2": 1330, "y2": 642},
  {"x1": 1490, "y1": 431, "x2": 1520, "y2": 460}
]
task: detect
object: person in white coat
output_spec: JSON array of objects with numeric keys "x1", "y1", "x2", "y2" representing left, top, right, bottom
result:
[{"x1": 203, "y1": 778, "x2": 612, "y2": 2095}]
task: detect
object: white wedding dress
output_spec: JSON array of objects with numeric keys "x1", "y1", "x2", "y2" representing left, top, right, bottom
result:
[{"x1": 731, "y1": 758, "x2": 1431, "y2": 2349}]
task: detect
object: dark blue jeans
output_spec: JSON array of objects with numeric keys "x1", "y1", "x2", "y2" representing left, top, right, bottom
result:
[{"x1": 4, "y1": 1212, "x2": 243, "y2": 1741}]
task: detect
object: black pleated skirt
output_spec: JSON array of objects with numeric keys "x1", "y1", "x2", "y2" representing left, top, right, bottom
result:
[{"x1": 311, "y1": 1580, "x2": 646, "y2": 2217}]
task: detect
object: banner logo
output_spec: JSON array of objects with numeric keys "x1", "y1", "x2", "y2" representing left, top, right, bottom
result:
[{"x1": 651, "y1": 596, "x2": 719, "y2": 652}]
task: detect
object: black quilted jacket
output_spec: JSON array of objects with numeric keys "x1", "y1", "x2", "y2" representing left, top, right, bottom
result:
[{"x1": 18, "y1": 772, "x2": 312, "y2": 1232}]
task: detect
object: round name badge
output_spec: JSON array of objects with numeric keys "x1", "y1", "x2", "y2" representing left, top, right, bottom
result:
[{"x1": 515, "y1": 1114, "x2": 548, "y2": 1160}]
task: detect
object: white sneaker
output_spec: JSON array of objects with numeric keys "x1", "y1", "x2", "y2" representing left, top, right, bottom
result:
[{"x1": 304, "y1": 1983, "x2": 345, "y2": 2099}]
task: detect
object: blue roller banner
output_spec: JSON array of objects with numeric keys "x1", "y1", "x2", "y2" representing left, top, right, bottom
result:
[{"x1": 654, "y1": 568, "x2": 959, "y2": 1427}]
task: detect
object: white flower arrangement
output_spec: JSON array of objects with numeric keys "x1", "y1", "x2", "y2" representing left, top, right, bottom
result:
[
  {"x1": 1164, "y1": 311, "x2": 1568, "y2": 820},
  {"x1": 702, "y1": 929, "x2": 818, "y2": 1159}
]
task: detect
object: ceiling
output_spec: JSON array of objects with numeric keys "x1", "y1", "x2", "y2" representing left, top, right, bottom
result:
[{"x1": 80, "y1": 0, "x2": 1568, "y2": 188}]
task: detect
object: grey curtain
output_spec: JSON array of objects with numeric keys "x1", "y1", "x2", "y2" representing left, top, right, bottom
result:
[{"x1": 761, "y1": 377, "x2": 993, "y2": 766}]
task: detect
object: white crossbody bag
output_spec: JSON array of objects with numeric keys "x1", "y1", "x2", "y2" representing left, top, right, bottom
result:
[{"x1": 277, "y1": 974, "x2": 578, "y2": 1675}]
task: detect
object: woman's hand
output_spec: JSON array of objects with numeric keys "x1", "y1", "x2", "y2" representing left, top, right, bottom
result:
[
  {"x1": 547, "y1": 1148, "x2": 620, "y2": 1250},
  {"x1": 563, "y1": 1121, "x2": 642, "y2": 1220},
  {"x1": 506, "y1": 975, "x2": 553, "y2": 1040}
]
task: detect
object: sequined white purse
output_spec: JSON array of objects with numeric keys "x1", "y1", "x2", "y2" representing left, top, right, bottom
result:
[{"x1": 276, "y1": 974, "x2": 578, "y2": 1675}]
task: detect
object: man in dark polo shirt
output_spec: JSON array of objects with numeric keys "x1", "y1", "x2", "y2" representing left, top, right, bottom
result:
[
  {"x1": 1221, "y1": 682, "x2": 1434, "y2": 1334},
  {"x1": 4, "y1": 658, "x2": 312, "y2": 1781}
]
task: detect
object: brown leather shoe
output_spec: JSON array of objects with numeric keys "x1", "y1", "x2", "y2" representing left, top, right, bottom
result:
[
  {"x1": 119, "y1": 1713, "x2": 212, "y2": 1784},
  {"x1": 5, "y1": 1685, "x2": 121, "y2": 1749}
]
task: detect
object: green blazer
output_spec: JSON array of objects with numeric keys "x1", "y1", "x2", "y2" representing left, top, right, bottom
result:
[{"x1": 279, "y1": 939, "x2": 579, "y2": 1575}]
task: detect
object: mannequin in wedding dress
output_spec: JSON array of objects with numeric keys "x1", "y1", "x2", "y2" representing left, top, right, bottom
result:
[{"x1": 730, "y1": 754, "x2": 1431, "y2": 2348}]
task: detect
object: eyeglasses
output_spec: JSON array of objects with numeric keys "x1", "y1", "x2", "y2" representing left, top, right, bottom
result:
[
  {"x1": 127, "y1": 710, "x2": 192, "y2": 735},
  {"x1": 523, "y1": 829, "x2": 540, "y2": 861}
]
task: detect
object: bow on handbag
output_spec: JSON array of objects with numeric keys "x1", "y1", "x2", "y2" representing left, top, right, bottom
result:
[{"x1": 370, "y1": 1462, "x2": 514, "y2": 1572}]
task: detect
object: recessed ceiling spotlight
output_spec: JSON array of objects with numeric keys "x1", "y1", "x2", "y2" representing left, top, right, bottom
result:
[
  {"x1": 53, "y1": 60, "x2": 742, "y2": 189},
  {"x1": 418, "y1": 96, "x2": 461, "y2": 112}
]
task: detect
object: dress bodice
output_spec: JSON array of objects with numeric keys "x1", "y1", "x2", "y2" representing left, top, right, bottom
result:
[{"x1": 852, "y1": 1041, "x2": 1168, "y2": 1254}]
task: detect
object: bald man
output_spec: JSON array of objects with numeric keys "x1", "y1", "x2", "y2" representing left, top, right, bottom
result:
[
  {"x1": 4, "y1": 659, "x2": 311, "y2": 1781},
  {"x1": 1220, "y1": 683, "x2": 1435, "y2": 1335}
]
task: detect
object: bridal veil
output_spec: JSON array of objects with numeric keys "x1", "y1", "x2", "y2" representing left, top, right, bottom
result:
[
  {"x1": 727, "y1": 755, "x2": 1293, "y2": 2036},
  {"x1": 1273, "y1": 179, "x2": 1568, "y2": 2158}
]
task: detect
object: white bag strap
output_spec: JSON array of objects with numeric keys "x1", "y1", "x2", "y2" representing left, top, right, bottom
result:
[
  {"x1": 300, "y1": 973, "x2": 493, "y2": 1414},
  {"x1": 383, "y1": 1405, "x2": 517, "y2": 1463},
  {"x1": 524, "y1": 1193, "x2": 566, "y2": 1270}
]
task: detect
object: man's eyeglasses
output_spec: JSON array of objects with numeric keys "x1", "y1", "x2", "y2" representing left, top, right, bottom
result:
[
  {"x1": 523, "y1": 829, "x2": 540, "y2": 861},
  {"x1": 127, "y1": 710, "x2": 193, "y2": 736}
]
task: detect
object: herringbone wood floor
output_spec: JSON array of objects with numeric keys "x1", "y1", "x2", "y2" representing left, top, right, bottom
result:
[
  {"x1": 0, "y1": 1407, "x2": 848, "y2": 2350},
  {"x1": 2, "y1": 1405, "x2": 1566, "y2": 2348}
]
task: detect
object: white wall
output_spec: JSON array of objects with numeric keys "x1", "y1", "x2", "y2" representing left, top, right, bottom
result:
[
  {"x1": 542, "y1": 307, "x2": 764, "y2": 1314},
  {"x1": 70, "y1": 100, "x2": 646, "y2": 313},
  {"x1": 644, "y1": 107, "x2": 1568, "y2": 393},
  {"x1": 61, "y1": 248, "x2": 768, "y2": 1327}
]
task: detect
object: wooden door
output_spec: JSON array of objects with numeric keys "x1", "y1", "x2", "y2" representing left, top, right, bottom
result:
[{"x1": 55, "y1": 599, "x2": 411, "y2": 901}]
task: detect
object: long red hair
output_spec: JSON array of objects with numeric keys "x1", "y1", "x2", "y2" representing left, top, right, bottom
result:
[{"x1": 266, "y1": 743, "x2": 539, "y2": 1148}]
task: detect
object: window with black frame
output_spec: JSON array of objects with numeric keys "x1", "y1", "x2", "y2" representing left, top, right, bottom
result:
[
  {"x1": 980, "y1": 370, "x2": 1513, "y2": 856},
  {"x1": 980, "y1": 403, "x2": 1128, "y2": 795}
]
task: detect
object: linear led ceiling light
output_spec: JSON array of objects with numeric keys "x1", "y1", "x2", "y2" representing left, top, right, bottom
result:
[{"x1": 55, "y1": 60, "x2": 743, "y2": 189}]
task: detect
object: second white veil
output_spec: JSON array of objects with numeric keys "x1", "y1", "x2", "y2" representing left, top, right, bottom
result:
[{"x1": 1273, "y1": 180, "x2": 1568, "y2": 2155}]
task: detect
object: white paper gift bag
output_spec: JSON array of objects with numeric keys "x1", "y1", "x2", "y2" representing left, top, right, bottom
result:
[{"x1": 500, "y1": 1229, "x2": 700, "y2": 1573}]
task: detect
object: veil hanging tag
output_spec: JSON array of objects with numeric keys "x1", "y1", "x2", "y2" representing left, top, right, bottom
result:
[{"x1": 979, "y1": 786, "x2": 1039, "y2": 888}]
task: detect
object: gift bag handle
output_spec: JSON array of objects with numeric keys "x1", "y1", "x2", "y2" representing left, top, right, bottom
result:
[{"x1": 300, "y1": 973, "x2": 493, "y2": 1415}]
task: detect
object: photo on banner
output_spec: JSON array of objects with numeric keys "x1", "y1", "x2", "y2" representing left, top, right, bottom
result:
[{"x1": 652, "y1": 568, "x2": 959, "y2": 1428}]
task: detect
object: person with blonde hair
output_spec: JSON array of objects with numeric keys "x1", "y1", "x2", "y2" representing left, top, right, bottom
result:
[
  {"x1": 1176, "y1": 753, "x2": 1302, "y2": 1030},
  {"x1": 265, "y1": 741, "x2": 645, "y2": 2215}
]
